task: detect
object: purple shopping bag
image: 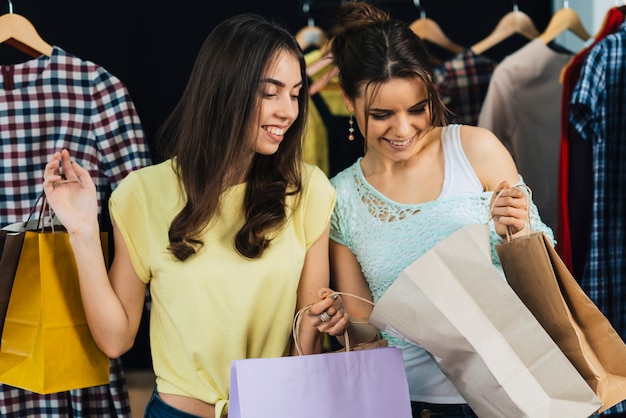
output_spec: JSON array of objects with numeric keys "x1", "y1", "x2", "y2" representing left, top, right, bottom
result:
[{"x1": 228, "y1": 346, "x2": 411, "y2": 418}]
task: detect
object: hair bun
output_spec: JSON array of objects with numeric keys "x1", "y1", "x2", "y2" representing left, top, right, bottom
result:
[{"x1": 331, "y1": 1, "x2": 390, "y2": 36}]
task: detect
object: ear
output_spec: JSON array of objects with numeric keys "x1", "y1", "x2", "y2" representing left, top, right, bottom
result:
[{"x1": 341, "y1": 91, "x2": 355, "y2": 114}]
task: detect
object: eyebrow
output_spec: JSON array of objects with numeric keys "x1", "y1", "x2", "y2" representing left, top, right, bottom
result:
[{"x1": 259, "y1": 78, "x2": 304, "y2": 89}]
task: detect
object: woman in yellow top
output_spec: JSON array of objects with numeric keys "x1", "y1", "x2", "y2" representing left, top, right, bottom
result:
[{"x1": 42, "y1": 14, "x2": 347, "y2": 418}]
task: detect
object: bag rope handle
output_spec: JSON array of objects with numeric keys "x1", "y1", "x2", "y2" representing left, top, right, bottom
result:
[
  {"x1": 487, "y1": 184, "x2": 534, "y2": 242},
  {"x1": 39, "y1": 179, "x2": 82, "y2": 233},
  {"x1": 292, "y1": 291, "x2": 375, "y2": 356}
]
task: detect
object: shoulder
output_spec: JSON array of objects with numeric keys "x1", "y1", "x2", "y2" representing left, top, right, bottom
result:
[
  {"x1": 114, "y1": 159, "x2": 177, "y2": 197},
  {"x1": 300, "y1": 162, "x2": 335, "y2": 199},
  {"x1": 302, "y1": 162, "x2": 332, "y2": 189},
  {"x1": 329, "y1": 160, "x2": 359, "y2": 189},
  {"x1": 302, "y1": 162, "x2": 327, "y2": 182},
  {"x1": 458, "y1": 125, "x2": 509, "y2": 159},
  {"x1": 457, "y1": 125, "x2": 519, "y2": 190},
  {"x1": 54, "y1": 47, "x2": 124, "y2": 88}
]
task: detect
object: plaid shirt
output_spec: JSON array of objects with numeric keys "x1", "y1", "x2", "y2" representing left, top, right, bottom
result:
[
  {"x1": 570, "y1": 22, "x2": 626, "y2": 416},
  {"x1": 1, "y1": 46, "x2": 151, "y2": 226},
  {"x1": 433, "y1": 49, "x2": 497, "y2": 126},
  {"x1": 0, "y1": 46, "x2": 151, "y2": 416}
]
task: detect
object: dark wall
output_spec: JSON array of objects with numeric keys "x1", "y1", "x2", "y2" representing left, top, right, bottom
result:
[
  {"x1": 2, "y1": 0, "x2": 551, "y2": 162},
  {"x1": 0, "y1": 0, "x2": 551, "y2": 369}
]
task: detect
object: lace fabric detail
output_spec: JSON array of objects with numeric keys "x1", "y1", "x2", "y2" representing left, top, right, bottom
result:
[
  {"x1": 331, "y1": 161, "x2": 554, "y2": 347},
  {"x1": 355, "y1": 175, "x2": 421, "y2": 222}
]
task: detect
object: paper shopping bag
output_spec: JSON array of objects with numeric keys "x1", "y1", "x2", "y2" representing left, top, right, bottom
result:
[
  {"x1": 229, "y1": 346, "x2": 411, "y2": 418},
  {"x1": 496, "y1": 231, "x2": 626, "y2": 412},
  {"x1": 369, "y1": 223, "x2": 601, "y2": 418},
  {"x1": 0, "y1": 222, "x2": 110, "y2": 394},
  {"x1": 0, "y1": 229, "x2": 24, "y2": 343}
]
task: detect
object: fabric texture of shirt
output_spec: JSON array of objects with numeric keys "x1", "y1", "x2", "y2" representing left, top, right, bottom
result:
[
  {"x1": 110, "y1": 160, "x2": 336, "y2": 415},
  {"x1": 478, "y1": 39, "x2": 573, "y2": 233},
  {"x1": 433, "y1": 49, "x2": 497, "y2": 126},
  {"x1": 0, "y1": 46, "x2": 151, "y2": 417},
  {"x1": 570, "y1": 24, "x2": 626, "y2": 418},
  {"x1": 330, "y1": 124, "x2": 553, "y2": 403}
]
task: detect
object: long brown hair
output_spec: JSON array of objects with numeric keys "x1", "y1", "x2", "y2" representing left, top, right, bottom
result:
[{"x1": 157, "y1": 14, "x2": 308, "y2": 261}]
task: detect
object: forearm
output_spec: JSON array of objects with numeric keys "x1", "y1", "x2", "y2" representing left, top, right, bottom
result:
[
  {"x1": 291, "y1": 321, "x2": 324, "y2": 355},
  {"x1": 336, "y1": 320, "x2": 380, "y2": 348},
  {"x1": 68, "y1": 227, "x2": 136, "y2": 358}
]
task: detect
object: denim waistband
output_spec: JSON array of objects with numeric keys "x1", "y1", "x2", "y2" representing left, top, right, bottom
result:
[{"x1": 144, "y1": 388, "x2": 204, "y2": 418}]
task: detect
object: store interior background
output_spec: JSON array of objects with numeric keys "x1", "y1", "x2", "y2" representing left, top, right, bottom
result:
[
  {"x1": 2, "y1": 0, "x2": 613, "y2": 167},
  {"x1": 0, "y1": 0, "x2": 619, "y2": 411}
]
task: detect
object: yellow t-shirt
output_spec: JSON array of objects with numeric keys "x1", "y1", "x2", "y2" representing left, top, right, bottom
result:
[{"x1": 109, "y1": 159, "x2": 335, "y2": 414}]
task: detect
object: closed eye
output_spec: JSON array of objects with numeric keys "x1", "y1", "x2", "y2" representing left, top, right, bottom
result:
[
  {"x1": 370, "y1": 112, "x2": 391, "y2": 120},
  {"x1": 410, "y1": 106, "x2": 427, "y2": 114}
]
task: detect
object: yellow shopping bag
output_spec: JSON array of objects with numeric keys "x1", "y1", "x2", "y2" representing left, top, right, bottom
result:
[{"x1": 0, "y1": 221, "x2": 110, "y2": 394}]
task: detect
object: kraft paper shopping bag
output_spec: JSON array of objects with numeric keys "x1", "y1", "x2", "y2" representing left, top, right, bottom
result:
[
  {"x1": 497, "y1": 230, "x2": 626, "y2": 412},
  {"x1": 369, "y1": 223, "x2": 601, "y2": 418},
  {"x1": 229, "y1": 346, "x2": 411, "y2": 418},
  {"x1": 0, "y1": 223, "x2": 110, "y2": 394}
]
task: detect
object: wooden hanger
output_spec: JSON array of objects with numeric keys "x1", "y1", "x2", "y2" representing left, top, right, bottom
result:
[
  {"x1": 409, "y1": 1, "x2": 464, "y2": 54},
  {"x1": 470, "y1": 5, "x2": 540, "y2": 56},
  {"x1": 296, "y1": 25, "x2": 327, "y2": 52},
  {"x1": 0, "y1": 1, "x2": 53, "y2": 57},
  {"x1": 539, "y1": 4, "x2": 592, "y2": 44},
  {"x1": 296, "y1": 2, "x2": 327, "y2": 52},
  {"x1": 410, "y1": 18, "x2": 465, "y2": 54},
  {"x1": 559, "y1": 4, "x2": 625, "y2": 83}
]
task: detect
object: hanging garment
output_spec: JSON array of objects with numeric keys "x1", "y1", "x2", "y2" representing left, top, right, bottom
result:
[
  {"x1": 569, "y1": 20, "x2": 626, "y2": 417},
  {"x1": 433, "y1": 49, "x2": 497, "y2": 126},
  {"x1": 303, "y1": 95, "x2": 329, "y2": 175},
  {"x1": 557, "y1": 7, "x2": 625, "y2": 277},
  {"x1": 478, "y1": 39, "x2": 573, "y2": 233},
  {"x1": 0, "y1": 45, "x2": 151, "y2": 417},
  {"x1": 303, "y1": 50, "x2": 330, "y2": 175},
  {"x1": 0, "y1": 46, "x2": 151, "y2": 226}
]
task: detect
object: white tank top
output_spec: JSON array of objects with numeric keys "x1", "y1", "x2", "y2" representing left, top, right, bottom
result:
[
  {"x1": 401, "y1": 124, "x2": 484, "y2": 403},
  {"x1": 439, "y1": 124, "x2": 484, "y2": 198}
]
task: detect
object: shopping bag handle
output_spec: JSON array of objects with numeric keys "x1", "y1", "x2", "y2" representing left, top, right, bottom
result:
[
  {"x1": 487, "y1": 184, "x2": 534, "y2": 242},
  {"x1": 292, "y1": 291, "x2": 375, "y2": 355},
  {"x1": 1, "y1": 195, "x2": 57, "y2": 233},
  {"x1": 36, "y1": 179, "x2": 81, "y2": 233}
]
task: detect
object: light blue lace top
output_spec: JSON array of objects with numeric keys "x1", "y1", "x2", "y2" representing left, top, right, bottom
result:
[{"x1": 330, "y1": 162, "x2": 554, "y2": 349}]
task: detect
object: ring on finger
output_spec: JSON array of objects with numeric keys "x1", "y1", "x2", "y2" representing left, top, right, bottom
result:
[{"x1": 319, "y1": 311, "x2": 332, "y2": 322}]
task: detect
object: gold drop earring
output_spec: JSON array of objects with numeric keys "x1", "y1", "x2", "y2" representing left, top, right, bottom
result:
[{"x1": 348, "y1": 114, "x2": 355, "y2": 141}]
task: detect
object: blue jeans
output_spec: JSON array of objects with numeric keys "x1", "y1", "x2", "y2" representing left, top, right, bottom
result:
[
  {"x1": 144, "y1": 388, "x2": 203, "y2": 418},
  {"x1": 411, "y1": 401, "x2": 478, "y2": 418}
]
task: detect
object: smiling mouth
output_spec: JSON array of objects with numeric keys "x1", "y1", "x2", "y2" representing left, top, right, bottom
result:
[
  {"x1": 264, "y1": 126, "x2": 285, "y2": 136},
  {"x1": 384, "y1": 137, "x2": 412, "y2": 147}
]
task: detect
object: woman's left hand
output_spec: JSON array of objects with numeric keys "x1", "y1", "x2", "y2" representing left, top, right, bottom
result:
[
  {"x1": 43, "y1": 149, "x2": 99, "y2": 235},
  {"x1": 307, "y1": 288, "x2": 350, "y2": 337},
  {"x1": 490, "y1": 181, "x2": 529, "y2": 239}
]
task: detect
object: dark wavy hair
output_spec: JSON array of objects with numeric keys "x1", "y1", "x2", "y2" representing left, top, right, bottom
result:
[
  {"x1": 157, "y1": 14, "x2": 308, "y2": 261},
  {"x1": 328, "y1": 1, "x2": 448, "y2": 137}
]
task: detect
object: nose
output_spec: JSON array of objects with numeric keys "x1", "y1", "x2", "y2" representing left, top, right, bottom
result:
[
  {"x1": 277, "y1": 95, "x2": 299, "y2": 121},
  {"x1": 393, "y1": 113, "x2": 412, "y2": 138}
]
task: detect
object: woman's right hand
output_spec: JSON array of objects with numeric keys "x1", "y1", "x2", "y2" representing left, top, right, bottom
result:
[
  {"x1": 307, "y1": 288, "x2": 350, "y2": 337},
  {"x1": 43, "y1": 149, "x2": 99, "y2": 235}
]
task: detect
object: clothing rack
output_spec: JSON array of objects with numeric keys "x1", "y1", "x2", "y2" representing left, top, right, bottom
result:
[{"x1": 299, "y1": 0, "x2": 413, "y2": 15}]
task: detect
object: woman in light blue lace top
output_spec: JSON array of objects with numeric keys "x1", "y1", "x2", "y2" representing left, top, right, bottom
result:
[{"x1": 326, "y1": 3, "x2": 554, "y2": 418}]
